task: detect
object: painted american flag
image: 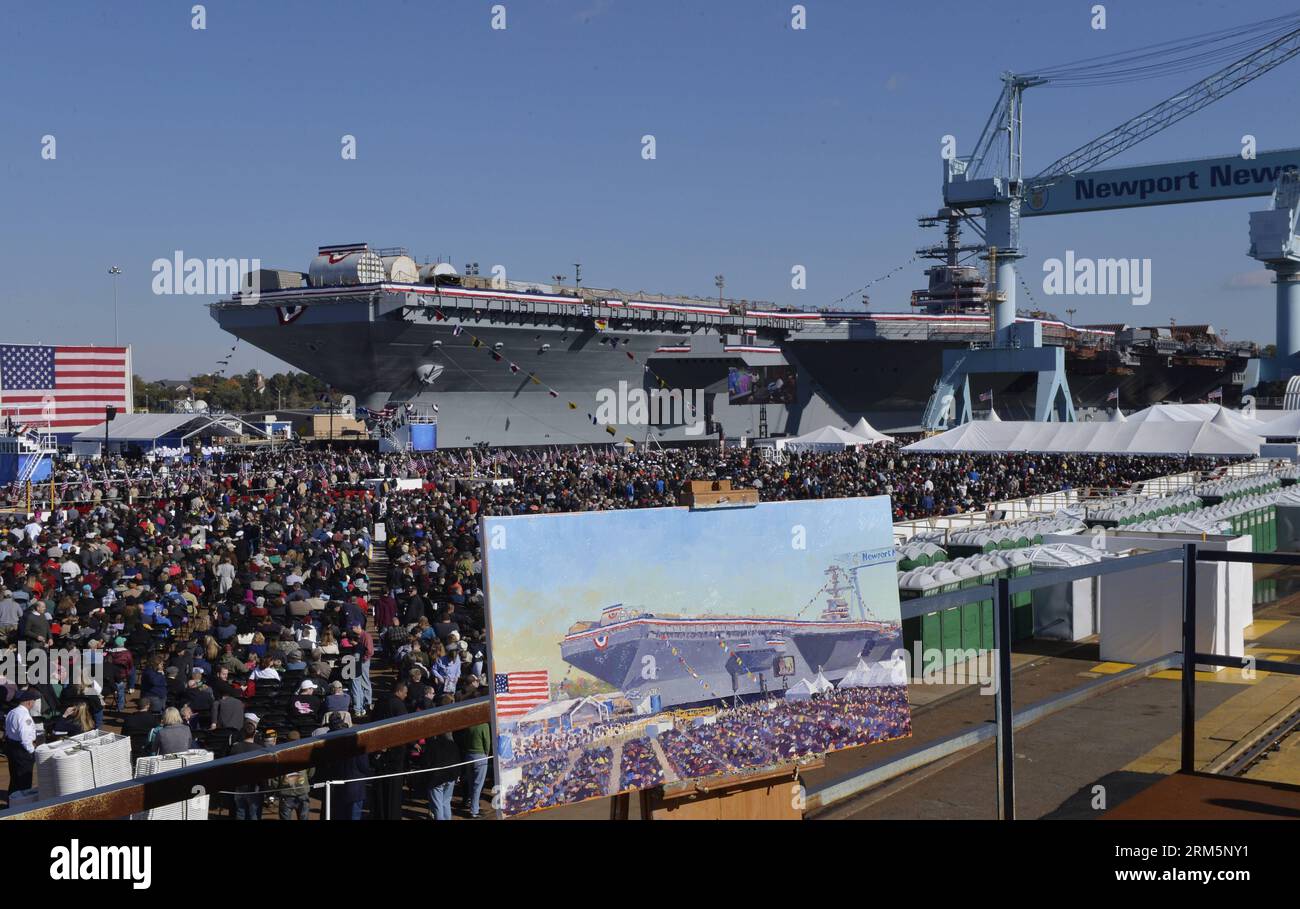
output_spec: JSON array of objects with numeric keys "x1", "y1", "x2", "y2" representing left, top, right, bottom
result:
[
  {"x1": 494, "y1": 670, "x2": 550, "y2": 720},
  {"x1": 0, "y1": 344, "x2": 130, "y2": 432}
]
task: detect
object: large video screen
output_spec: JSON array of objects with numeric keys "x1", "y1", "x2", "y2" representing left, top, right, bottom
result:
[{"x1": 728, "y1": 366, "x2": 797, "y2": 405}]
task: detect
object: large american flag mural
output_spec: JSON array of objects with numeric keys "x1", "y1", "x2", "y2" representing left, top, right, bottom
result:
[{"x1": 0, "y1": 344, "x2": 132, "y2": 433}]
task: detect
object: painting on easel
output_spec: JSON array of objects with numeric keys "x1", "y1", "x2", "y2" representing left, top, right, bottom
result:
[{"x1": 482, "y1": 496, "x2": 910, "y2": 817}]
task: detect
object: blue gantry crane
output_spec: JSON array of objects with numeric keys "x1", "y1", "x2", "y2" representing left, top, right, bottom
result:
[{"x1": 926, "y1": 13, "x2": 1300, "y2": 429}]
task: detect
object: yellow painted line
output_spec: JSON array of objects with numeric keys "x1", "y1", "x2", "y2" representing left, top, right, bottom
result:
[
  {"x1": 1088, "y1": 662, "x2": 1135, "y2": 675},
  {"x1": 1149, "y1": 669, "x2": 1268, "y2": 684},
  {"x1": 1244, "y1": 619, "x2": 1287, "y2": 638},
  {"x1": 1247, "y1": 646, "x2": 1300, "y2": 656}
]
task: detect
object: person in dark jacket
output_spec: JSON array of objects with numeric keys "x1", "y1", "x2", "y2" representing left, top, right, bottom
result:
[
  {"x1": 422, "y1": 729, "x2": 462, "y2": 820},
  {"x1": 370, "y1": 682, "x2": 408, "y2": 820},
  {"x1": 319, "y1": 716, "x2": 369, "y2": 820},
  {"x1": 228, "y1": 721, "x2": 267, "y2": 819},
  {"x1": 139, "y1": 655, "x2": 168, "y2": 712},
  {"x1": 211, "y1": 691, "x2": 245, "y2": 732}
]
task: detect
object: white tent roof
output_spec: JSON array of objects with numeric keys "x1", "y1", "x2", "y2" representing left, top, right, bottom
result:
[
  {"x1": 1126, "y1": 403, "x2": 1261, "y2": 437},
  {"x1": 904, "y1": 419, "x2": 1260, "y2": 456},
  {"x1": 784, "y1": 678, "x2": 817, "y2": 701},
  {"x1": 782, "y1": 425, "x2": 875, "y2": 450},
  {"x1": 848, "y1": 417, "x2": 893, "y2": 443},
  {"x1": 71, "y1": 413, "x2": 265, "y2": 443},
  {"x1": 838, "y1": 656, "x2": 909, "y2": 689},
  {"x1": 1109, "y1": 407, "x2": 1127, "y2": 423},
  {"x1": 811, "y1": 670, "x2": 834, "y2": 693},
  {"x1": 1251, "y1": 409, "x2": 1300, "y2": 437}
]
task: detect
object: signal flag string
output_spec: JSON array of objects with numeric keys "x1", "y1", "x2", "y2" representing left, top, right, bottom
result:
[{"x1": 826, "y1": 256, "x2": 919, "y2": 309}]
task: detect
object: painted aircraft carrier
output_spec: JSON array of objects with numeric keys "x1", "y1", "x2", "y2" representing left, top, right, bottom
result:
[
  {"x1": 557, "y1": 561, "x2": 903, "y2": 711},
  {"x1": 208, "y1": 242, "x2": 1256, "y2": 447}
]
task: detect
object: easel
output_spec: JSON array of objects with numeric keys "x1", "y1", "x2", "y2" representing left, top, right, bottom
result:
[{"x1": 609, "y1": 760, "x2": 824, "y2": 820}]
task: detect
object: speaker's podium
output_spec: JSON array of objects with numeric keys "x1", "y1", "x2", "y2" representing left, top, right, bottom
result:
[{"x1": 679, "y1": 479, "x2": 760, "y2": 509}]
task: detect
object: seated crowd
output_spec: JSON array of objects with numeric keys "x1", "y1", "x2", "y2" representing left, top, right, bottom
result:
[{"x1": 0, "y1": 441, "x2": 1232, "y2": 817}]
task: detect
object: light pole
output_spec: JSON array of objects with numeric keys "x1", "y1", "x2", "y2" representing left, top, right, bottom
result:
[{"x1": 108, "y1": 266, "x2": 122, "y2": 346}]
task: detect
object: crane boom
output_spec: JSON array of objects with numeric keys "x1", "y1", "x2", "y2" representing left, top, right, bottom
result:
[{"x1": 1033, "y1": 23, "x2": 1300, "y2": 182}]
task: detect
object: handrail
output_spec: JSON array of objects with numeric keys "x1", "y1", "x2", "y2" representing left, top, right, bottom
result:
[{"x1": 0, "y1": 697, "x2": 489, "y2": 821}]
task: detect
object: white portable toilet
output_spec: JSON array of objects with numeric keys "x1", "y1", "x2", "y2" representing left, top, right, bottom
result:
[{"x1": 1025, "y1": 543, "x2": 1105, "y2": 641}]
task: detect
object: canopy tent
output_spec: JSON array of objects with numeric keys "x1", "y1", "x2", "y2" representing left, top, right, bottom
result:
[
  {"x1": 837, "y1": 656, "x2": 909, "y2": 689},
  {"x1": 70, "y1": 413, "x2": 268, "y2": 456},
  {"x1": 847, "y1": 417, "x2": 894, "y2": 444},
  {"x1": 986, "y1": 409, "x2": 1002, "y2": 422},
  {"x1": 784, "y1": 678, "x2": 818, "y2": 701},
  {"x1": 779, "y1": 424, "x2": 880, "y2": 452},
  {"x1": 1125, "y1": 403, "x2": 1262, "y2": 437},
  {"x1": 904, "y1": 419, "x2": 1260, "y2": 457},
  {"x1": 1249, "y1": 408, "x2": 1300, "y2": 438},
  {"x1": 1109, "y1": 407, "x2": 1127, "y2": 423},
  {"x1": 811, "y1": 670, "x2": 834, "y2": 694}
]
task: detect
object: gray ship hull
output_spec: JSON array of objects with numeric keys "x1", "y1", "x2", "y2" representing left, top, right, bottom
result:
[
  {"x1": 210, "y1": 283, "x2": 1249, "y2": 446},
  {"x1": 559, "y1": 621, "x2": 901, "y2": 710},
  {"x1": 211, "y1": 286, "x2": 855, "y2": 446}
]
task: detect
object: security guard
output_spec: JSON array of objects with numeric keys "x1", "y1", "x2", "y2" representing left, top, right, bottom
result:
[{"x1": 4, "y1": 689, "x2": 40, "y2": 796}]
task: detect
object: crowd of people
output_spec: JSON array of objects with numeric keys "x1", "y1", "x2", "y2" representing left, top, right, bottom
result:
[
  {"x1": 618, "y1": 738, "x2": 665, "y2": 791},
  {"x1": 0, "y1": 440, "x2": 1231, "y2": 818},
  {"x1": 503, "y1": 684, "x2": 914, "y2": 814},
  {"x1": 0, "y1": 447, "x2": 493, "y2": 818},
  {"x1": 553, "y1": 745, "x2": 614, "y2": 804}
]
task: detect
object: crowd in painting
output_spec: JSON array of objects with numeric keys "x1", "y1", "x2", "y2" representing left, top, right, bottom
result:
[
  {"x1": 500, "y1": 685, "x2": 913, "y2": 816},
  {"x1": 0, "y1": 441, "x2": 1231, "y2": 818}
]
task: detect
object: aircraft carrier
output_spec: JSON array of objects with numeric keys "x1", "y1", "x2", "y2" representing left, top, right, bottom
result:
[
  {"x1": 208, "y1": 242, "x2": 1256, "y2": 447},
  {"x1": 556, "y1": 561, "x2": 903, "y2": 711}
]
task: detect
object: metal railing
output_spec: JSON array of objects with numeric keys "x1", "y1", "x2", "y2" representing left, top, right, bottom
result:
[
  {"x1": 0, "y1": 698, "x2": 490, "y2": 820},
  {"x1": 807, "y1": 543, "x2": 1300, "y2": 819}
]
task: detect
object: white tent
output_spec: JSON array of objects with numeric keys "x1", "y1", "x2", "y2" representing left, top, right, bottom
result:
[
  {"x1": 1109, "y1": 407, "x2": 1127, "y2": 423},
  {"x1": 1251, "y1": 409, "x2": 1300, "y2": 438},
  {"x1": 780, "y1": 425, "x2": 877, "y2": 452},
  {"x1": 811, "y1": 670, "x2": 834, "y2": 694},
  {"x1": 986, "y1": 409, "x2": 1002, "y2": 422},
  {"x1": 837, "y1": 660, "x2": 873, "y2": 689},
  {"x1": 838, "y1": 656, "x2": 909, "y2": 689},
  {"x1": 1125, "y1": 403, "x2": 1261, "y2": 437},
  {"x1": 847, "y1": 417, "x2": 894, "y2": 444},
  {"x1": 784, "y1": 678, "x2": 817, "y2": 701},
  {"x1": 904, "y1": 419, "x2": 1260, "y2": 457}
]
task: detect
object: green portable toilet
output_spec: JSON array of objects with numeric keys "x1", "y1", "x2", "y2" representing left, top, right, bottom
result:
[{"x1": 1001, "y1": 548, "x2": 1036, "y2": 641}]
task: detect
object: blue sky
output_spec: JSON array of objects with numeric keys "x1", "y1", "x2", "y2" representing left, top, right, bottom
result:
[
  {"x1": 483, "y1": 496, "x2": 898, "y2": 679},
  {"x1": 3, "y1": 0, "x2": 1299, "y2": 378}
]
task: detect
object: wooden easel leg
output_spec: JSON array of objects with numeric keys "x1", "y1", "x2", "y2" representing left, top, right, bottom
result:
[{"x1": 609, "y1": 792, "x2": 630, "y2": 820}]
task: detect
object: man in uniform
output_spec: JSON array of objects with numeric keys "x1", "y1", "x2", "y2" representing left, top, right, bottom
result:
[{"x1": 4, "y1": 689, "x2": 40, "y2": 799}]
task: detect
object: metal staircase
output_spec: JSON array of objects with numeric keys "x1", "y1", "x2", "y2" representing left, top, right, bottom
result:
[{"x1": 921, "y1": 357, "x2": 966, "y2": 431}]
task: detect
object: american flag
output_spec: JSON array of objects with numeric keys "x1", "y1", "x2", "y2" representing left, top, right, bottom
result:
[
  {"x1": 0, "y1": 344, "x2": 130, "y2": 432},
  {"x1": 1208, "y1": 387, "x2": 1223, "y2": 401},
  {"x1": 978, "y1": 390, "x2": 993, "y2": 402},
  {"x1": 1107, "y1": 388, "x2": 1119, "y2": 402},
  {"x1": 494, "y1": 670, "x2": 550, "y2": 719}
]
